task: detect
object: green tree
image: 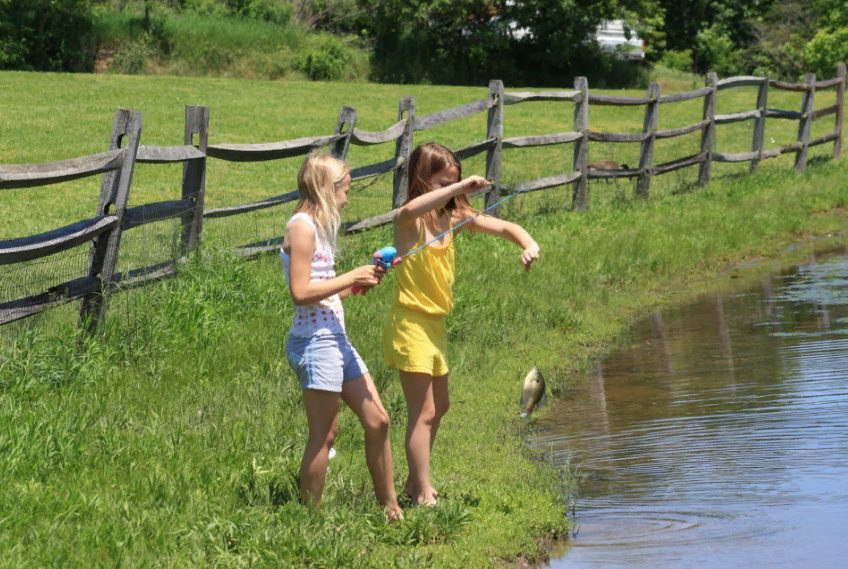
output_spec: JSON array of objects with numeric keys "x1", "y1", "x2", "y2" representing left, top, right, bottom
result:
[
  {"x1": 657, "y1": 0, "x2": 775, "y2": 73},
  {"x1": 803, "y1": 0, "x2": 848, "y2": 78},
  {"x1": 0, "y1": 0, "x2": 98, "y2": 71},
  {"x1": 745, "y1": 1, "x2": 822, "y2": 79},
  {"x1": 357, "y1": 0, "x2": 662, "y2": 86},
  {"x1": 743, "y1": 0, "x2": 848, "y2": 80},
  {"x1": 816, "y1": 0, "x2": 848, "y2": 28}
]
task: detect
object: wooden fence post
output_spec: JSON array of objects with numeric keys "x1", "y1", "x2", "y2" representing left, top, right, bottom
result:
[
  {"x1": 330, "y1": 105, "x2": 357, "y2": 160},
  {"x1": 181, "y1": 105, "x2": 209, "y2": 256},
  {"x1": 750, "y1": 74, "x2": 769, "y2": 174},
  {"x1": 79, "y1": 109, "x2": 143, "y2": 334},
  {"x1": 698, "y1": 72, "x2": 718, "y2": 186},
  {"x1": 636, "y1": 81, "x2": 661, "y2": 199},
  {"x1": 392, "y1": 96, "x2": 415, "y2": 209},
  {"x1": 795, "y1": 72, "x2": 816, "y2": 172},
  {"x1": 572, "y1": 76, "x2": 589, "y2": 210},
  {"x1": 834, "y1": 63, "x2": 845, "y2": 159},
  {"x1": 485, "y1": 79, "x2": 505, "y2": 216}
]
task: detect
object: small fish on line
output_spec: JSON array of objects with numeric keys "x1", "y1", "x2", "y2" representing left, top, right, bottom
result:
[{"x1": 519, "y1": 365, "x2": 546, "y2": 418}]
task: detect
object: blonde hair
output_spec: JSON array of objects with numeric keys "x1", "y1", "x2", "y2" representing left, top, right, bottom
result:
[
  {"x1": 295, "y1": 153, "x2": 350, "y2": 253},
  {"x1": 407, "y1": 143, "x2": 477, "y2": 232}
]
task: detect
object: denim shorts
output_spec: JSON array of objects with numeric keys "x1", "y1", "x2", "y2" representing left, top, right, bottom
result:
[{"x1": 286, "y1": 333, "x2": 368, "y2": 392}]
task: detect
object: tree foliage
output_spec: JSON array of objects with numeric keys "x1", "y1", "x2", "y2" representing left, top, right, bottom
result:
[
  {"x1": 743, "y1": 0, "x2": 822, "y2": 79},
  {"x1": 803, "y1": 0, "x2": 848, "y2": 77},
  {"x1": 0, "y1": 0, "x2": 100, "y2": 71},
  {"x1": 3, "y1": 0, "x2": 842, "y2": 85},
  {"x1": 653, "y1": 0, "x2": 846, "y2": 78},
  {"x1": 657, "y1": 0, "x2": 776, "y2": 73},
  {"x1": 356, "y1": 0, "x2": 662, "y2": 86},
  {"x1": 744, "y1": 0, "x2": 846, "y2": 80}
]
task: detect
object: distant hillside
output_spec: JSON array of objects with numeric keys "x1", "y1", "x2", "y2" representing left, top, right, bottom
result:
[
  {"x1": 0, "y1": 2, "x2": 370, "y2": 82},
  {"x1": 93, "y1": 10, "x2": 370, "y2": 81}
]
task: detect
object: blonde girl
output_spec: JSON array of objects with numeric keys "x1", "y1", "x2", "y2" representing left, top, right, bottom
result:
[
  {"x1": 281, "y1": 153, "x2": 402, "y2": 519},
  {"x1": 383, "y1": 143, "x2": 540, "y2": 506}
]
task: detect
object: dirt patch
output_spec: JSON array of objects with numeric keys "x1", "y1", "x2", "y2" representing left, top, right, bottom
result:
[
  {"x1": 94, "y1": 47, "x2": 117, "y2": 73},
  {"x1": 732, "y1": 255, "x2": 768, "y2": 267},
  {"x1": 812, "y1": 206, "x2": 848, "y2": 218},
  {"x1": 500, "y1": 553, "x2": 548, "y2": 569},
  {"x1": 499, "y1": 536, "x2": 562, "y2": 568}
]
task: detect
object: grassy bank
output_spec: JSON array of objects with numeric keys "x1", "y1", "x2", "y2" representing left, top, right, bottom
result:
[
  {"x1": 1, "y1": 72, "x2": 847, "y2": 567},
  {"x1": 93, "y1": 11, "x2": 369, "y2": 81}
]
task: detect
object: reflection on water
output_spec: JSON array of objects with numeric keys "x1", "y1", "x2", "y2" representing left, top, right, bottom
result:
[{"x1": 533, "y1": 249, "x2": 848, "y2": 568}]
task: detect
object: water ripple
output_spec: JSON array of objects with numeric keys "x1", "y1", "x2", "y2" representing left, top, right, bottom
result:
[{"x1": 537, "y1": 253, "x2": 848, "y2": 568}]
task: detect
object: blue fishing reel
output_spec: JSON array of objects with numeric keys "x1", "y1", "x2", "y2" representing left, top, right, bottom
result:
[{"x1": 351, "y1": 246, "x2": 399, "y2": 296}]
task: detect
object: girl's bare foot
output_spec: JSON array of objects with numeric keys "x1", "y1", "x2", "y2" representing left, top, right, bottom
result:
[
  {"x1": 415, "y1": 497, "x2": 437, "y2": 507},
  {"x1": 384, "y1": 505, "x2": 405, "y2": 522},
  {"x1": 403, "y1": 480, "x2": 438, "y2": 501},
  {"x1": 405, "y1": 484, "x2": 437, "y2": 507}
]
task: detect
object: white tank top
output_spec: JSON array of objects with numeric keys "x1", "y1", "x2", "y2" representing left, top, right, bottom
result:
[{"x1": 280, "y1": 213, "x2": 346, "y2": 337}]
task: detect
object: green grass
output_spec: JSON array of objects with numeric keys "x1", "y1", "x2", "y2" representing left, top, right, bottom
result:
[
  {"x1": 0, "y1": 69, "x2": 839, "y2": 238},
  {"x1": 93, "y1": 12, "x2": 370, "y2": 81},
  {"x1": 1, "y1": 71, "x2": 847, "y2": 567}
]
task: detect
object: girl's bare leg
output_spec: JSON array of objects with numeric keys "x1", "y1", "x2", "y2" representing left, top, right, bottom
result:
[
  {"x1": 341, "y1": 374, "x2": 403, "y2": 520},
  {"x1": 400, "y1": 372, "x2": 449, "y2": 506},
  {"x1": 301, "y1": 389, "x2": 342, "y2": 512}
]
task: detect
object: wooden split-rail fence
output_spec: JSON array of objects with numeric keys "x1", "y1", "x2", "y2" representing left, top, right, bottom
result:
[{"x1": 1, "y1": 64, "x2": 845, "y2": 332}]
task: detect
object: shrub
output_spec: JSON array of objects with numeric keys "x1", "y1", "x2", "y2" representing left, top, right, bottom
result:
[
  {"x1": 696, "y1": 24, "x2": 743, "y2": 77},
  {"x1": 111, "y1": 32, "x2": 158, "y2": 75},
  {"x1": 659, "y1": 49, "x2": 693, "y2": 73},
  {"x1": 295, "y1": 36, "x2": 352, "y2": 81},
  {"x1": 577, "y1": 47, "x2": 651, "y2": 90},
  {"x1": 231, "y1": 0, "x2": 296, "y2": 26},
  {"x1": 804, "y1": 27, "x2": 848, "y2": 79}
]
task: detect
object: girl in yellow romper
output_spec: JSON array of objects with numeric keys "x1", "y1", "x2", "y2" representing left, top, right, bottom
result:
[{"x1": 383, "y1": 143, "x2": 540, "y2": 506}]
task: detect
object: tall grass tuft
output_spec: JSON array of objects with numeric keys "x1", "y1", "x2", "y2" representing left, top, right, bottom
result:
[{"x1": 382, "y1": 502, "x2": 473, "y2": 545}]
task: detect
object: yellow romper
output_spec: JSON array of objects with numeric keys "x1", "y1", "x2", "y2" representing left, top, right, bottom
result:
[{"x1": 383, "y1": 216, "x2": 455, "y2": 376}]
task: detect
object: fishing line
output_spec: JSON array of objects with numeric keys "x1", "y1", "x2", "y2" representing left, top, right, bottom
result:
[
  {"x1": 402, "y1": 183, "x2": 531, "y2": 260},
  {"x1": 349, "y1": 170, "x2": 389, "y2": 194},
  {"x1": 349, "y1": 161, "x2": 404, "y2": 194}
]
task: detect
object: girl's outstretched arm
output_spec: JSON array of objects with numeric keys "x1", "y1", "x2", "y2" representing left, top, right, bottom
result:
[
  {"x1": 394, "y1": 175, "x2": 489, "y2": 228},
  {"x1": 286, "y1": 219, "x2": 385, "y2": 305},
  {"x1": 466, "y1": 215, "x2": 540, "y2": 272}
]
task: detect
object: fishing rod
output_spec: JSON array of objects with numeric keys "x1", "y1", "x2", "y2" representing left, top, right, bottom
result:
[
  {"x1": 351, "y1": 183, "x2": 530, "y2": 295},
  {"x1": 403, "y1": 182, "x2": 531, "y2": 259}
]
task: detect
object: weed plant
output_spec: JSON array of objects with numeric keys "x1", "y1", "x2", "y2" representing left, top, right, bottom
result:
[{"x1": 1, "y1": 71, "x2": 846, "y2": 567}]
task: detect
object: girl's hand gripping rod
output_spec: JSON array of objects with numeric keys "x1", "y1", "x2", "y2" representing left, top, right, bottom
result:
[{"x1": 350, "y1": 246, "x2": 400, "y2": 296}]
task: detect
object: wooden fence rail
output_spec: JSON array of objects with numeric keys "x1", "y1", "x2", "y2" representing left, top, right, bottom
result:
[
  {"x1": 2, "y1": 63, "x2": 845, "y2": 331},
  {"x1": 1, "y1": 109, "x2": 143, "y2": 329}
]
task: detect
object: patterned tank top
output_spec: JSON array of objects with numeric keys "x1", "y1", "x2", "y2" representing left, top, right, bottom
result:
[{"x1": 280, "y1": 213, "x2": 346, "y2": 337}]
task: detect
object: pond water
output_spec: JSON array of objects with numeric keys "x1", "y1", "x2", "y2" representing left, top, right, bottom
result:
[{"x1": 532, "y1": 248, "x2": 848, "y2": 568}]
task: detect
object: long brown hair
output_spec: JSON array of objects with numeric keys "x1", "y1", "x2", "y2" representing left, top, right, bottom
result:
[
  {"x1": 406, "y1": 143, "x2": 478, "y2": 232},
  {"x1": 295, "y1": 153, "x2": 349, "y2": 254}
]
